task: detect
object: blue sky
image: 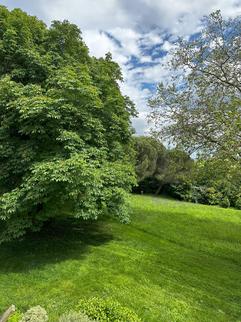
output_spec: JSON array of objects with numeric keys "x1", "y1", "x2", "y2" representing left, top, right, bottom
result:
[{"x1": 1, "y1": 0, "x2": 241, "y2": 134}]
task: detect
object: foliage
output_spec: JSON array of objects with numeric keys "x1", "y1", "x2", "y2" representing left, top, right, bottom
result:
[
  {"x1": 134, "y1": 138, "x2": 241, "y2": 209},
  {"x1": 235, "y1": 196, "x2": 241, "y2": 210},
  {"x1": 77, "y1": 298, "x2": 141, "y2": 322},
  {"x1": 134, "y1": 136, "x2": 166, "y2": 182},
  {"x1": 167, "y1": 180, "x2": 195, "y2": 202},
  {"x1": 149, "y1": 11, "x2": 241, "y2": 161},
  {"x1": 156, "y1": 149, "x2": 193, "y2": 185},
  {"x1": 134, "y1": 137, "x2": 193, "y2": 195},
  {"x1": 0, "y1": 6, "x2": 136, "y2": 242},
  {"x1": 204, "y1": 187, "x2": 222, "y2": 205},
  {"x1": 194, "y1": 157, "x2": 241, "y2": 208},
  {"x1": 20, "y1": 306, "x2": 48, "y2": 322},
  {"x1": 166, "y1": 156, "x2": 241, "y2": 208},
  {"x1": 59, "y1": 311, "x2": 95, "y2": 322},
  {"x1": 219, "y1": 196, "x2": 230, "y2": 209}
]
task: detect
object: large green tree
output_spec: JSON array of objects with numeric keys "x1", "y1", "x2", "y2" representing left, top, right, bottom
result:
[
  {"x1": 0, "y1": 7, "x2": 136, "y2": 242},
  {"x1": 149, "y1": 11, "x2": 241, "y2": 161}
]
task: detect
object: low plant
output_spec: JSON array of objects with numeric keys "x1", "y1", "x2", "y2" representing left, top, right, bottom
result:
[
  {"x1": 77, "y1": 297, "x2": 141, "y2": 322},
  {"x1": 20, "y1": 306, "x2": 48, "y2": 322}
]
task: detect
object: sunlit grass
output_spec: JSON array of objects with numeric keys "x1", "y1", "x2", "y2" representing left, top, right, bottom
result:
[{"x1": 0, "y1": 195, "x2": 241, "y2": 321}]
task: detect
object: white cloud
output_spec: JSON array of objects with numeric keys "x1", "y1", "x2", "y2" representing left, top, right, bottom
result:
[
  {"x1": 2, "y1": 0, "x2": 241, "y2": 134},
  {"x1": 41, "y1": 0, "x2": 130, "y2": 29},
  {"x1": 82, "y1": 30, "x2": 128, "y2": 65},
  {"x1": 162, "y1": 41, "x2": 175, "y2": 52},
  {"x1": 110, "y1": 28, "x2": 140, "y2": 56},
  {"x1": 120, "y1": 0, "x2": 241, "y2": 35}
]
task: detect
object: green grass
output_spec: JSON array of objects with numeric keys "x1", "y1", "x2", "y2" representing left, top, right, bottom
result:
[{"x1": 1, "y1": 195, "x2": 241, "y2": 321}]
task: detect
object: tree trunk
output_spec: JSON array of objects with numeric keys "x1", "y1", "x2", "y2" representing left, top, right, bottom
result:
[{"x1": 155, "y1": 184, "x2": 163, "y2": 195}]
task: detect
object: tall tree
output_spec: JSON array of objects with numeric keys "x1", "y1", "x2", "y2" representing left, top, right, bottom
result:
[
  {"x1": 149, "y1": 11, "x2": 241, "y2": 161},
  {"x1": 0, "y1": 7, "x2": 136, "y2": 243}
]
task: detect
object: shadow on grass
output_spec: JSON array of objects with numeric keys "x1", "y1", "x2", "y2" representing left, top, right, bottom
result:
[{"x1": 0, "y1": 218, "x2": 113, "y2": 273}]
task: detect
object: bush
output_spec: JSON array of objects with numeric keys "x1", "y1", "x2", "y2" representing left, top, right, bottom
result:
[
  {"x1": 59, "y1": 311, "x2": 95, "y2": 322},
  {"x1": 235, "y1": 196, "x2": 241, "y2": 210},
  {"x1": 20, "y1": 306, "x2": 48, "y2": 322},
  {"x1": 219, "y1": 196, "x2": 230, "y2": 208},
  {"x1": 77, "y1": 298, "x2": 141, "y2": 322},
  {"x1": 205, "y1": 187, "x2": 222, "y2": 205},
  {"x1": 167, "y1": 182, "x2": 194, "y2": 202}
]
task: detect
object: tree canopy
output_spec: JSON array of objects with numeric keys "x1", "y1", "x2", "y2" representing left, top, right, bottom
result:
[
  {"x1": 149, "y1": 11, "x2": 241, "y2": 161},
  {"x1": 134, "y1": 136, "x2": 166, "y2": 182},
  {"x1": 0, "y1": 6, "x2": 136, "y2": 242},
  {"x1": 134, "y1": 136, "x2": 193, "y2": 195}
]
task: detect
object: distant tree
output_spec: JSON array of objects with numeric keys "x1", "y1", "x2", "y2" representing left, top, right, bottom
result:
[
  {"x1": 149, "y1": 11, "x2": 241, "y2": 161},
  {"x1": 0, "y1": 6, "x2": 136, "y2": 243},
  {"x1": 154, "y1": 149, "x2": 193, "y2": 195},
  {"x1": 134, "y1": 136, "x2": 166, "y2": 182},
  {"x1": 134, "y1": 137, "x2": 193, "y2": 195}
]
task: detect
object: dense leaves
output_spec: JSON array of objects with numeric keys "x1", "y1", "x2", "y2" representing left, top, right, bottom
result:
[
  {"x1": 160, "y1": 156, "x2": 241, "y2": 209},
  {"x1": 77, "y1": 297, "x2": 142, "y2": 322},
  {"x1": 134, "y1": 137, "x2": 241, "y2": 209},
  {"x1": 134, "y1": 136, "x2": 193, "y2": 195},
  {"x1": 0, "y1": 6, "x2": 136, "y2": 242},
  {"x1": 134, "y1": 136, "x2": 166, "y2": 182}
]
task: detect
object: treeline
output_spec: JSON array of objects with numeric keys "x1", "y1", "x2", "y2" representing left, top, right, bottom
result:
[{"x1": 134, "y1": 136, "x2": 241, "y2": 209}]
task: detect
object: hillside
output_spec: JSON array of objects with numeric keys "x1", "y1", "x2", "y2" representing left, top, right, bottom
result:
[{"x1": 0, "y1": 195, "x2": 241, "y2": 321}]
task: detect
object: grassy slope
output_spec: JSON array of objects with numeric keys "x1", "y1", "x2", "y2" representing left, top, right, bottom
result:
[{"x1": 0, "y1": 195, "x2": 241, "y2": 321}]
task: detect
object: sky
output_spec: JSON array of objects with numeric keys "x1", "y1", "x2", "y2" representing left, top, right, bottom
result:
[{"x1": 1, "y1": 0, "x2": 241, "y2": 134}]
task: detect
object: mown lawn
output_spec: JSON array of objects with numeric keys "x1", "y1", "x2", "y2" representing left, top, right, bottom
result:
[{"x1": 0, "y1": 195, "x2": 241, "y2": 321}]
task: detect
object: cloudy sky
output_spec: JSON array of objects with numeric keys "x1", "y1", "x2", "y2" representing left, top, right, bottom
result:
[{"x1": 1, "y1": 0, "x2": 241, "y2": 134}]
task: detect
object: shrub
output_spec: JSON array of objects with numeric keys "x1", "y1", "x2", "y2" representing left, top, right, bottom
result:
[
  {"x1": 168, "y1": 182, "x2": 194, "y2": 202},
  {"x1": 205, "y1": 187, "x2": 222, "y2": 205},
  {"x1": 20, "y1": 306, "x2": 48, "y2": 322},
  {"x1": 219, "y1": 196, "x2": 230, "y2": 208},
  {"x1": 77, "y1": 298, "x2": 141, "y2": 322},
  {"x1": 235, "y1": 196, "x2": 241, "y2": 210},
  {"x1": 59, "y1": 311, "x2": 95, "y2": 322}
]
